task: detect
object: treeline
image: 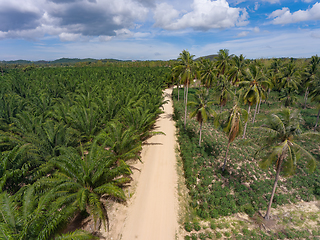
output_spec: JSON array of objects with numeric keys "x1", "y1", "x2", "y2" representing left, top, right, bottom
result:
[{"x1": 0, "y1": 66, "x2": 169, "y2": 239}]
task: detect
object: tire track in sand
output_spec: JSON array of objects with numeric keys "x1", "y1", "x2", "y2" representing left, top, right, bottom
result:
[{"x1": 120, "y1": 88, "x2": 179, "y2": 240}]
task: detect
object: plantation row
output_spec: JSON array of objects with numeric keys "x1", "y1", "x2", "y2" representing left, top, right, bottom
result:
[
  {"x1": 0, "y1": 66, "x2": 170, "y2": 239},
  {"x1": 170, "y1": 50, "x2": 320, "y2": 239}
]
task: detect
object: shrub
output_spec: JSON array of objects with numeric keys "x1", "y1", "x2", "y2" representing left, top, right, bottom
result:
[
  {"x1": 193, "y1": 222, "x2": 201, "y2": 231},
  {"x1": 184, "y1": 222, "x2": 193, "y2": 232},
  {"x1": 215, "y1": 232, "x2": 222, "y2": 239}
]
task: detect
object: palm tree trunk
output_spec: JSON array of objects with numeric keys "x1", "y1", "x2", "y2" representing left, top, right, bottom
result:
[
  {"x1": 257, "y1": 97, "x2": 262, "y2": 114},
  {"x1": 252, "y1": 101, "x2": 259, "y2": 124},
  {"x1": 304, "y1": 87, "x2": 309, "y2": 109},
  {"x1": 314, "y1": 109, "x2": 320, "y2": 132},
  {"x1": 242, "y1": 105, "x2": 251, "y2": 139},
  {"x1": 265, "y1": 156, "x2": 283, "y2": 219},
  {"x1": 222, "y1": 141, "x2": 231, "y2": 171},
  {"x1": 184, "y1": 83, "x2": 189, "y2": 129},
  {"x1": 177, "y1": 83, "x2": 180, "y2": 101},
  {"x1": 199, "y1": 122, "x2": 202, "y2": 147},
  {"x1": 183, "y1": 86, "x2": 186, "y2": 104}
]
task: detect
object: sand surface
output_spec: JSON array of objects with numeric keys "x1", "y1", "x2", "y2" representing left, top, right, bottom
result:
[{"x1": 102, "y1": 89, "x2": 179, "y2": 240}]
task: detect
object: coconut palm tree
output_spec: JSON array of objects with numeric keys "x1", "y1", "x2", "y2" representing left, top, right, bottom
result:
[
  {"x1": 227, "y1": 54, "x2": 247, "y2": 91},
  {"x1": 214, "y1": 75, "x2": 234, "y2": 112},
  {"x1": 215, "y1": 49, "x2": 233, "y2": 76},
  {"x1": 188, "y1": 89, "x2": 216, "y2": 147},
  {"x1": 255, "y1": 108, "x2": 319, "y2": 219},
  {"x1": 309, "y1": 79, "x2": 320, "y2": 131},
  {"x1": 219, "y1": 102, "x2": 248, "y2": 171},
  {"x1": 173, "y1": 50, "x2": 199, "y2": 128},
  {"x1": 302, "y1": 55, "x2": 319, "y2": 109},
  {"x1": 199, "y1": 58, "x2": 217, "y2": 91},
  {"x1": 240, "y1": 64, "x2": 269, "y2": 138}
]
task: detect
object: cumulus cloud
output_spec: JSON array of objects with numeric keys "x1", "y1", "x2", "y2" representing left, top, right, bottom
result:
[
  {"x1": 0, "y1": 0, "x2": 149, "y2": 40},
  {"x1": 153, "y1": 0, "x2": 249, "y2": 31},
  {"x1": 269, "y1": 2, "x2": 320, "y2": 24}
]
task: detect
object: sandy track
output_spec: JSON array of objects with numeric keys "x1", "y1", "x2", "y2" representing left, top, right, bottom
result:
[{"x1": 103, "y1": 89, "x2": 179, "y2": 240}]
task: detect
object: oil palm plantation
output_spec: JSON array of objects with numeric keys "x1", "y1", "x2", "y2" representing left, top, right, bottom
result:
[
  {"x1": 188, "y1": 88, "x2": 216, "y2": 147},
  {"x1": 255, "y1": 108, "x2": 319, "y2": 219}
]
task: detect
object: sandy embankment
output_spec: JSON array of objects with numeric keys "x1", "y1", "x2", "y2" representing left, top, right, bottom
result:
[{"x1": 102, "y1": 88, "x2": 179, "y2": 240}]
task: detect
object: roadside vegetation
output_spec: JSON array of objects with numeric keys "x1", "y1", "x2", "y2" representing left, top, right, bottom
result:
[{"x1": 171, "y1": 50, "x2": 320, "y2": 239}]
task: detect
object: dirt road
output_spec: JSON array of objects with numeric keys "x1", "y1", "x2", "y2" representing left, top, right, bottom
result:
[{"x1": 104, "y1": 89, "x2": 179, "y2": 240}]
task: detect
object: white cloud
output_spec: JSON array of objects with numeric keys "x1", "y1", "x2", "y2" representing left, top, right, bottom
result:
[
  {"x1": 59, "y1": 32, "x2": 81, "y2": 41},
  {"x1": 253, "y1": 26, "x2": 260, "y2": 33},
  {"x1": 195, "y1": 29, "x2": 320, "y2": 59},
  {"x1": 153, "y1": 3, "x2": 180, "y2": 28},
  {"x1": 254, "y1": 2, "x2": 259, "y2": 11},
  {"x1": 269, "y1": 2, "x2": 320, "y2": 24},
  {"x1": 237, "y1": 31, "x2": 249, "y2": 37},
  {"x1": 153, "y1": 0, "x2": 249, "y2": 30},
  {"x1": 302, "y1": 0, "x2": 313, "y2": 3}
]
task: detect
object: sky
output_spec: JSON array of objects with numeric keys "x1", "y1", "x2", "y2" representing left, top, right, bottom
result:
[{"x1": 0, "y1": 0, "x2": 319, "y2": 61}]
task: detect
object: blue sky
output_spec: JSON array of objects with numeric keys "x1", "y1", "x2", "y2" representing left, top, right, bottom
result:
[{"x1": 0, "y1": 0, "x2": 319, "y2": 61}]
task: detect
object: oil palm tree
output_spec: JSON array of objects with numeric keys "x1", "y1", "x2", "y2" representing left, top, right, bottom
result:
[
  {"x1": 173, "y1": 50, "x2": 199, "y2": 128},
  {"x1": 36, "y1": 140, "x2": 131, "y2": 231},
  {"x1": 219, "y1": 101, "x2": 248, "y2": 171},
  {"x1": 188, "y1": 89, "x2": 216, "y2": 147},
  {"x1": 255, "y1": 108, "x2": 319, "y2": 219},
  {"x1": 0, "y1": 187, "x2": 95, "y2": 239}
]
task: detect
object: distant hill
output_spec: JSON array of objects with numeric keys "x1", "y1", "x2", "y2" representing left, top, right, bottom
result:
[
  {"x1": 0, "y1": 58, "x2": 123, "y2": 65},
  {"x1": 195, "y1": 54, "x2": 218, "y2": 61}
]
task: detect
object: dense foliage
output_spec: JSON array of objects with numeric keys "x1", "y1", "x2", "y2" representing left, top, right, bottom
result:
[{"x1": 0, "y1": 66, "x2": 169, "y2": 238}]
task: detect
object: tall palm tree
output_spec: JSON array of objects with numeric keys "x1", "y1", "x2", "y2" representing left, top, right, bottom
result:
[
  {"x1": 173, "y1": 50, "x2": 199, "y2": 128},
  {"x1": 214, "y1": 75, "x2": 234, "y2": 112},
  {"x1": 309, "y1": 79, "x2": 320, "y2": 131},
  {"x1": 302, "y1": 55, "x2": 319, "y2": 109},
  {"x1": 227, "y1": 54, "x2": 247, "y2": 91},
  {"x1": 240, "y1": 64, "x2": 268, "y2": 138},
  {"x1": 188, "y1": 89, "x2": 216, "y2": 146},
  {"x1": 199, "y1": 58, "x2": 217, "y2": 91},
  {"x1": 255, "y1": 108, "x2": 319, "y2": 219},
  {"x1": 215, "y1": 49, "x2": 233, "y2": 76},
  {"x1": 219, "y1": 102, "x2": 248, "y2": 171}
]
